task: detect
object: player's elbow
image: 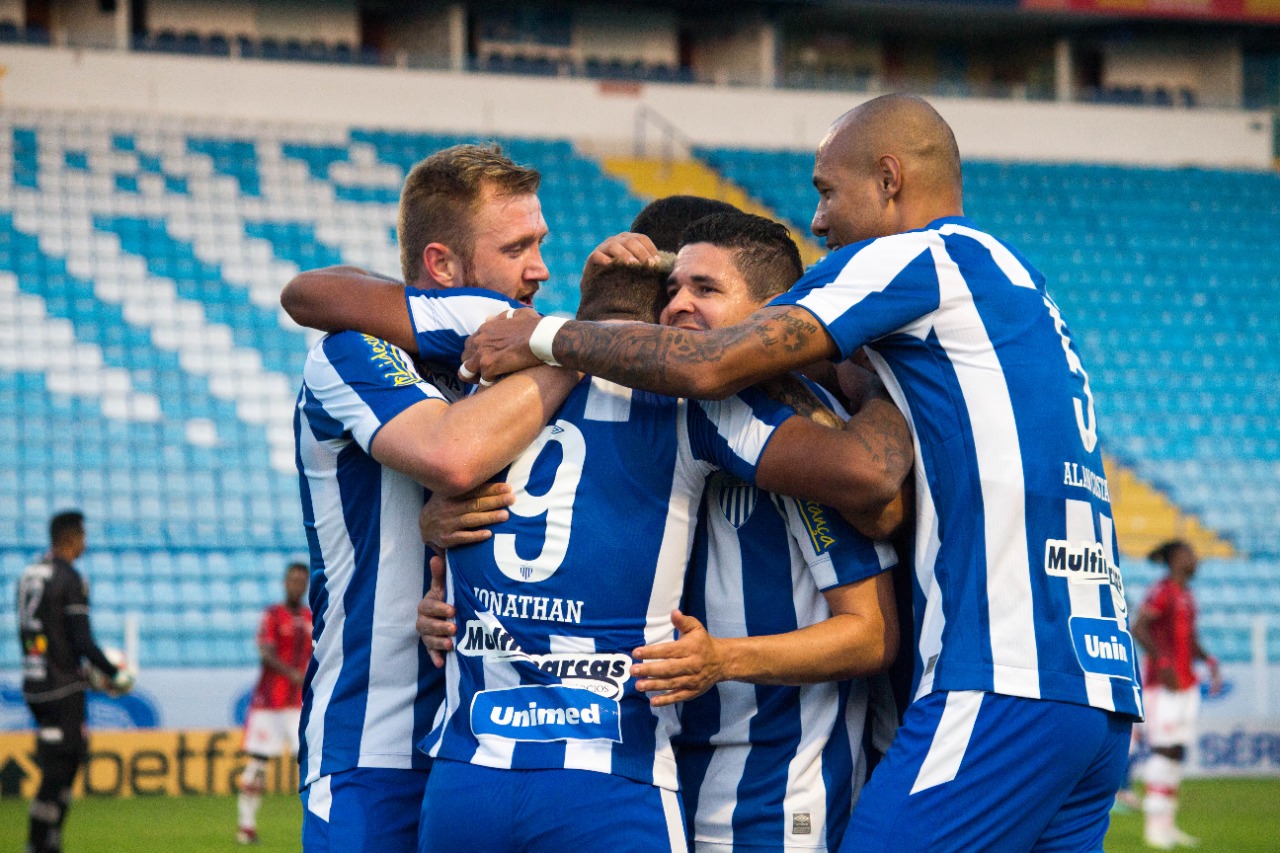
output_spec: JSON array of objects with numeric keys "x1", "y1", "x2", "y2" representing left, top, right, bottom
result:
[
  {"x1": 280, "y1": 273, "x2": 317, "y2": 326},
  {"x1": 838, "y1": 470, "x2": 903, "y2": 517},
  {"x1": 846, "y1": 507, "x2": 900, "y2": 542},
  {"x1": 416, "y1": 446, "x2": 494, "y2": 496},
  {"x1": 876, "y1": 626, "x2": 900, "y2": 674},
  {"x1": 413, "y1": 456, "x2": 484, "y2": 496},
  {"x1": 828, "y1": 622, "x2": 896, "y2": 680},
  {"x1": 852, "y1": 618, "x2": 898, "y2": 677}
]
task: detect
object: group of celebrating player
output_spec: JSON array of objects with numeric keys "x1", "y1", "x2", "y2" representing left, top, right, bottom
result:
[
  {"x1": 280, "y1": 92, "x2": 1149, "y2": 853},
  {"x1": 13, "y1": 92, "x2": 1227, "y2": 853}
]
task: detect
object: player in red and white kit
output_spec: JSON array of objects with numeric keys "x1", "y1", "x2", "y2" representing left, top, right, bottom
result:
[
  {"x1": 238, "y1": 562, "x2": 312, "y2": 845},
  {"x1": 1132, "y1": 540, "x2": 1221, "y2": 850}
]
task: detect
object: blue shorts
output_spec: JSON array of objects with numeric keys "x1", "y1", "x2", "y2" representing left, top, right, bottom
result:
[
  {"x1": 418, "y1": 759, "x2": 687, "y2": 853},
  {"x1": 839, "y1": 691, "x2": 1131, "y2": 853},
  {"x1": 301, "y1": 767, "x2": 431, "y2": 853}
]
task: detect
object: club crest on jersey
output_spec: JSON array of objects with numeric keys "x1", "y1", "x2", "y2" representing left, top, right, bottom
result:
[
  {"x1": 716, "y1": 474, "x2": 756, "y2": 529},
  {"x1": 471, "y1": 685, "x2": 622, "y2": 743},
  {"x1": 1069, "y1": 616, "x2": 1136, "y2": 681}
]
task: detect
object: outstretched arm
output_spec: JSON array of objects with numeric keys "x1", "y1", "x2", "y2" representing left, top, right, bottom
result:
[
  {"x1": 460, "y1": 304, "x2": 839, "y2": 399},
  {"x1": 281, "y1": 266, "x2": 419, "y2": 354},
  {"x1": 631, "y1": 571, "x2": 897, "y2": 706}
]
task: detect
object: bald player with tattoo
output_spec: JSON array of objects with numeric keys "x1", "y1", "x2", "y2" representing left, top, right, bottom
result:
[{"x1": 460, "y1": 94, "x2": 1141, "y2": 853}]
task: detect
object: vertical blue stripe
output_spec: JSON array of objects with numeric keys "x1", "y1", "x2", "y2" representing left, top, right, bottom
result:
[
  {"x1": 317, "y1": 445, "x2": 382, "y2": 775},
  {"x1": 822, "y1": 679, "x2": 857, "y2": 847}
]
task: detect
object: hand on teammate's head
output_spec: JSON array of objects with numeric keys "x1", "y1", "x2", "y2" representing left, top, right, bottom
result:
[{"x1": 582, "y1": 232, "x2": 662, "y2": 281}]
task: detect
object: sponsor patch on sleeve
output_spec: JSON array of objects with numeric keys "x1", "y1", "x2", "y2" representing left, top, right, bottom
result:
[{"x1": 798, "y1": 500, "x2": 836, "y2": 555}]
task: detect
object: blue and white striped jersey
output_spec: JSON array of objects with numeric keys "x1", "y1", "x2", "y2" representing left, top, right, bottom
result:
[
  {"x1": 770, "y1": 216, "x2": 1141, "y2": 719},
  {"x1": 405, "y1": 286, "x2": 524, "y2": 368},
  {"x1": 295, "y1": 286, "x2": 520, "y2": 789},
  {"x1": 676, "y1": 387, "x2": 898, "y2": 852},
  {"x1": 421, "y1": 377, "x2": 797, "y2": 791}
]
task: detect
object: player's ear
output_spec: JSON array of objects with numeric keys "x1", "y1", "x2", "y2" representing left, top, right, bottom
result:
[
  {"x1": 877, "y1": 155, "x2": 903, "y2": 201},
  {"x1": 423, "y1": 243, "x2": 461, "y2": 288}
]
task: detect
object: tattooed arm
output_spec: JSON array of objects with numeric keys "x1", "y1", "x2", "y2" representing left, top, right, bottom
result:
[
  {"x1": 754, "y1": 391, "x2": 914, "y2": 518},
  {"x1": 752, "y1": 373, "x2": 844, "y2": 429},
  {"x1": 460, "y1": 305, "x2": 839, "y2": 399}
]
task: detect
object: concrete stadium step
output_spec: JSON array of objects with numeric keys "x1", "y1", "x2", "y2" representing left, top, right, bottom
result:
[{"x1": 599, "y1": 156, "x2": 825, "y2": 268}]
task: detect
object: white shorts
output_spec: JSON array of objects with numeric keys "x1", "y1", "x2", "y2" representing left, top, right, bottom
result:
[
  {"x1": 1143, "y1": 686, "x2": 1200, "y2": 749},
  {"x1": 242, "y1": 707, "x2": 301, "y2": 758}
]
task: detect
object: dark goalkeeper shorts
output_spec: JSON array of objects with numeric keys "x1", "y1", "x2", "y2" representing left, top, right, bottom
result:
[{"x1": 29, "y1": 692, "x2": 88, "y2": 757}]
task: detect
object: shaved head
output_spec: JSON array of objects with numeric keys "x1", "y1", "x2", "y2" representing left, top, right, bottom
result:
[
  {"x1": 811, "y1": 94, "x2": 964, "y2": 250},
  {"x1": 824, "y1": 94, "x2": 962, "y2": 199}
]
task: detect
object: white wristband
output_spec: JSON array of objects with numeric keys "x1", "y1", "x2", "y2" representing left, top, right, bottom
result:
[{"x1": 529, "y1": 316, "x2": 568, "y2": 367}]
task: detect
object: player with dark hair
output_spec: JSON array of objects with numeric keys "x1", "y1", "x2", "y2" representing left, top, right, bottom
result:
[
  {"x1": 237, "y1": 562, "x2": 312, "y2": 845},
  {"x1": 629, "y1": 195, "x2": 742, "y2": 253},
  {"x1": 637, "y1": 213, "x2": 901, "y2": 851},
  {"x1": 17, "y1": 510, "x2": 133, "y2": 853},
  {"x1": 461, "y1": 93, "x2": 1142, "y2": 852},
  {"x1": 1132, "y1": 540, "x2": 1219, "y2": 850},
  {"x1": 676, "y1": 212, "x2": 804, "y2": 305}
]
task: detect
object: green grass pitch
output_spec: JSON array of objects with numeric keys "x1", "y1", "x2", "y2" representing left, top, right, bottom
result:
[{"x1": 0, "y1": 779, "x2": 1277, "y2": 851}]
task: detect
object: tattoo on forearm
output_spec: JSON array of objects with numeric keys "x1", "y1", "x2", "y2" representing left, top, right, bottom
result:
[
  {"x1": 753, "y1": 374, "x2": 841, "y2": 428},
  {"x1": 755, "y1": 312, "x2": 821, "y2": 354},
  {"x1": 554, "y1": 308, "x2": 824, "y2": 395},
  {"x1": 852, "y1": 399, "x2": 913, "y2": 480}
]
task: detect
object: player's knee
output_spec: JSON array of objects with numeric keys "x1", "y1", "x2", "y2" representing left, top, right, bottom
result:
[
  {"x1": 240, "y1": 757, "x2": 269, "y2": 793},
  {"x1": 29, "y1": 798, "x2": 62, "y2": 823}
]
